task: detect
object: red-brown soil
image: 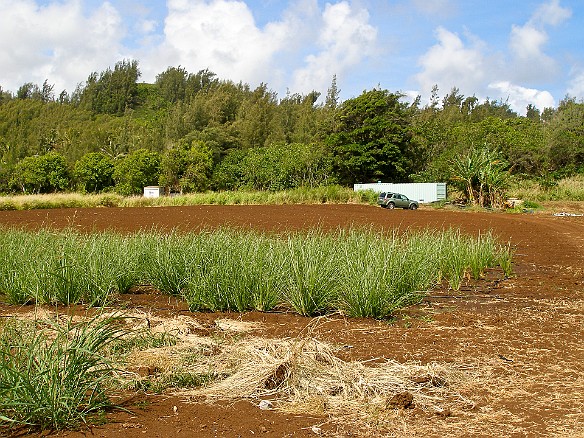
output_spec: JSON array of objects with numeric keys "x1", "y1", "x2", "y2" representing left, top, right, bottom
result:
[{"x1": 1, "y1": 204, "x2": 583, "y2": 437}]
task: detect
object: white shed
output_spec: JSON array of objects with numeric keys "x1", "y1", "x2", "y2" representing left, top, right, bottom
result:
[
  {"x1": 143, "y1": 186, "x2": 165, "y2": 198},
  {"x1": 353, "y1": 182, "x2": 447, "y2": 203}
]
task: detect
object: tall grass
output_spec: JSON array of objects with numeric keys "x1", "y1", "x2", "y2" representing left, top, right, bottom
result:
[
  {"x1": 0, "y1": 315, "x2": 126, "y2": 430},
  {"x1": 0, "y1": 186, "x2": 379, "y2": 211},
  {"x1": 183, "y1": 231, "x2": 283, "y2": 312},
  {"x1": 509, "y1": 175, "x2": 584, "y2": 202},
  {"x1": 282, "y1": 232, "x2": 339, "y2": 316},
  {"x1": 0, "y1": 227, "x2": 511, "y2": 318},
  {"x1": 337, "y1": 230, "x2": 399, "y2": 318},
  {"x1": 0, "y1": 229, "x2": 139, "y2": 305},
  {"x1": 0, "y1": 193, "x2": 123, "y2": 210},
  {"x1": 143, "y1": 233, "x2": 200, "y2": 296}
]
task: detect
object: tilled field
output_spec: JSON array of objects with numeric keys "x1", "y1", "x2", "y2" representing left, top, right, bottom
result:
[{"x1": 1, "y1": 204, "x2": 583, "y2": 437}]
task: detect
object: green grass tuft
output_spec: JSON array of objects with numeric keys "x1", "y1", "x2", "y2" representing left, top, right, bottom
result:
[{"x1": 0, "y1": 315, "x2": 126, "y2": 430}]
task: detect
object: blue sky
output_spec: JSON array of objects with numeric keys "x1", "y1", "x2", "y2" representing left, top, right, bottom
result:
[{"x1": 1, "y1": 0, "x2": 582, "y2": 113}]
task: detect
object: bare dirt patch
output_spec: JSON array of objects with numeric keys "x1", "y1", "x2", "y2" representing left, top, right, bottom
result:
[{"x1": 1, "y1": 204, "x2": 583, "y2": 437}]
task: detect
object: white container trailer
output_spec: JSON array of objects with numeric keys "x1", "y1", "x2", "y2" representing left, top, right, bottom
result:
[{"x1": 353, "y1": 182, "x2": 447, "y2": 204}]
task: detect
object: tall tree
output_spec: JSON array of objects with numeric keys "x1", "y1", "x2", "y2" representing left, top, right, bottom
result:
[
  {"x1": 74, "y1": 152, "x2": 115, "y2": 193},
  {"x1": 79, "y1": 60, "x2": 141, "y2": 115},
  {"x1": 448, "y1": 146, "x2": 509, "y2": 207},
  {"x1": 159, "y1": 141, "x2": 213, "y2": 193},
  {"x1": 10, "y1": 152, "x2": 70, "y2": 193},
  {"x1": 235, "y1": 83, "x2": 279, "y2": 149},
  {"x1": 155, "y1": 66, "x2": 188, "y2": 103},
  {"x1": 327, "y1": 89, "x2": 415, "y2": 184},
  {"x1": 112, "y1": 149, "x2": 160, "y2": 195},
  {"x1": 545, "y1": 97, "x2": 584, "y2": 173}
]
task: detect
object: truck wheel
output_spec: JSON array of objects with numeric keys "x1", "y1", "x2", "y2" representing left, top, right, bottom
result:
[
  {"x1": 387, "y1": 202, "x2": 395, "y2": 210},
  {"x1": 409, "y1": 204, "x2": 418, "y2": 210}
]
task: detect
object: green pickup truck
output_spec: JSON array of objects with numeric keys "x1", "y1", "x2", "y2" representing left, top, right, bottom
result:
[{"x1": 377, "y1": 192, "x2": 419, "y2": 210}]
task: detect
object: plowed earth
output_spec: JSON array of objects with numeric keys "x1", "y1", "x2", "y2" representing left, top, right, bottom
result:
[{"x1": 1, "y1": 204, "x2": 583, "y2": 437}]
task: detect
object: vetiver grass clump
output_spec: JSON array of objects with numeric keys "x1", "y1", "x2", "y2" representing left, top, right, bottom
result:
[
  {"x1": 0, "y1": 227, "x2": 512, "y2": 318},
  {"x1": 184, "y1": 231, "x2": 284, "y2": 312},
  {"x1": 0, "y1": 315, "x2": 126, "y2": 430},
  {"x1": 0, "y1": 229, "x2": 139, "y2": 306}
]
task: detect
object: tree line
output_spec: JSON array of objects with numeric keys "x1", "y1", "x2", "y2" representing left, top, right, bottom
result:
[{"x1": 0, "y1": 60, "x2": 583, "y2": 206}]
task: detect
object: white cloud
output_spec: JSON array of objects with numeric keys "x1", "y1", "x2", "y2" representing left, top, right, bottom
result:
[
  {"x1": 413, "y1": 1, "x2": 573, "y2": 113},
  {"x1": 137, "y1": 19, "x2": 157, "y2": 34},
  {"x1": 531, "y1": 0, "x2": 572, "y2": 26},
  {"x1": 410, "y1": 0, "x2": 455, "y2": 17},
  {"x1": 291, "y1": 1, "x2": 377, "y2": 95},
  {"x1": 0, "y1": 0, "x2": 126, "y2": 93},
  {"x1": 488, "y1": 81, "x2": 555, "y2": 112},
  {"x1": 414, "y1": 27, "x2": 487, "y2": 100},
  {"x1": 509, "y1": 24, "x2": 548, "y2": 60},
  {"x1": 0, "y1": 0, "x2": 378, "y2": 99},
  {"x1": 139, "y1": 0, "x2": 300, "y2": 90},
  {"x1": 135, "y1": 0, "x2": 379, "y2": 98},
  {"x1": 567, "y1": 69, "x2": 584, "y2": 99},
  {"x1": 152, "y1": 0, "x2": 282, "y2": 85},
  {"x1": 507, "y1": 0, "x2": 571, "y2": 82}
]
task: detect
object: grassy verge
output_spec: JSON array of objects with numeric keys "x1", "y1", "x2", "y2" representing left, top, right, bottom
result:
[
  {"x1": 0, "y1": 227, "x2": 512, "y2": 318},
  {"x1": 0, "y1": 186, "x2": 379, "y2": 211},
  {"x1": 509, "y1": 175, "x2": 584, "y2": 202}
]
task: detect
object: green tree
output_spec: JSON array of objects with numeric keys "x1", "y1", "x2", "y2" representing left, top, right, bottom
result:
[
  {"x1": 211, "y1": 149, "x2": 247, "y2": 190},
  {"x1": 326, "y1": 89, "x2": 415, "y2": 184},
  {"x1": 274, "y1": 91, "x2": 321, "y2": 145},
  {"x1": 184, "y1": 69, "x2": 218, "y2": 100},
  {"x1": 16, "y1": 83, "x2": 36, "y2": 100},
  {"x1": 11, "y1": 152, "x2": 70, "y2": 193},
  {"x1": 319, "y1": 75, "x2": 341, "y2": 135},
  {"x1": 180, "y1": 142, "x2": 214, "y2": 192},
  {"x1": 545, "y1": 97, "x2": 584, "y2": 173},
  {"x1": 113, "y1": 149, "x2": 160, "y2": 196},
  {"x1": 469, "y1": 98, "x2": 517, "y2": 121},
  {"x1": 450, "y1": 117, "x2": 546, "y2": 175},
  {"x1": 526, "y1": 104, "x2": 541, "y2": 121},
  {"x1": 74, "y1": 152, "x2": 115, "y2": 193},
  {"x1": 235, "y1": 83, "x2": 280, "y2": 149},
  {"x1": 0, "y1": 163, "x2": 12, "y2": 193},
  {"x1": 155, "y1": 66, "x2": 188, "y2": 103},
  {"x1": 79, "y1": 60, "x2": 141, "y2": 115},
  {"x1": 0, "y1": 85, "x2": 12, "y2": 102},
  {"x1": 212, "y1": 143, "x2": 333, "y2": 191},
  {"x1": 159, "y1": 141, "x2": 213, "y2": 193}
]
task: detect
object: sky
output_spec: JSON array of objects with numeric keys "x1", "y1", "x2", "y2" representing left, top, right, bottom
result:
[{"x1": 1, "y1": 0, "x2": 583, "y2": 114}]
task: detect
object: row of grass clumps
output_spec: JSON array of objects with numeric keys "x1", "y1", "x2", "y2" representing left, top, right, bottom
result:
[
  {"x1": 0, "y1": 186, "x2": 379, "y2": 210},
  {"x1": 0, "y1": 227, "x2": 512, "y2": 318}
]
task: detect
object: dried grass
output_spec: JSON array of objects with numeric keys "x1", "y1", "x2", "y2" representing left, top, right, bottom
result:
[
  {"x1": 5, "y1": 299, "x2": 583, "y2": 437},
  {"x1": 179, "y1": 335, "x2": 475, "y2": 434}
]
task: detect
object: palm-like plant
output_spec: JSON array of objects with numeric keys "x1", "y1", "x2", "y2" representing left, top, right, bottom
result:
[{"x1": 449, "y1": 146, "x2": 509, "y2": 207}]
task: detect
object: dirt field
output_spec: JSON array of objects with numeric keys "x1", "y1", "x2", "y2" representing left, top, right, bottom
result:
[{"x1": 1, "y1": 204, "x2": 583, "y2": 437}]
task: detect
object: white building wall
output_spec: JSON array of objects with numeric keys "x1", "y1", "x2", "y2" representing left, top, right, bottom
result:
[{"x1": 353, "y1": 183, "x2": 447, "y2": 203}]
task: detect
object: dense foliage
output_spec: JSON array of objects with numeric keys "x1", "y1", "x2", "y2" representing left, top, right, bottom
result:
[{"x1": 1, "y1": 61, "x2": 583, "y2": 205}]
